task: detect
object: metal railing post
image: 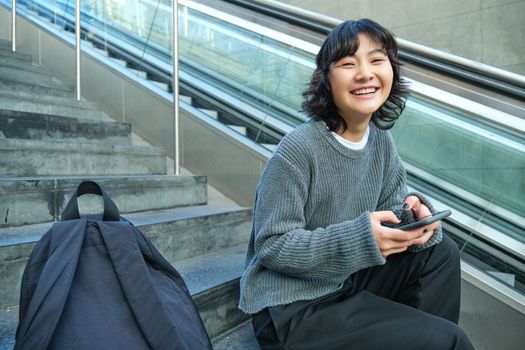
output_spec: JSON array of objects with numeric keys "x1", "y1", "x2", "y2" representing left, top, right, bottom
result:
[
  {"x1": 11, "y1": 0, "x2": 16, "y2": 52},
  {"x1": 75, "y1": 0, "x2": 81, "y2": 100},
  {"x1": 172, "y1": 0, "x2": 180, "y2": 175}
]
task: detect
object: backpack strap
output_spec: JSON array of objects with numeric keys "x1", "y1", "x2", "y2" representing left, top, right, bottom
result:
[
  {"x1": 15, "y1": 219, "x2": 87, "y2": 350},
  {"x1": 61, "y1": 181, "x2": 120, "y2": 221},
  {"x1": 98, "y1": 221, "x2": 213, "y2": 350}
]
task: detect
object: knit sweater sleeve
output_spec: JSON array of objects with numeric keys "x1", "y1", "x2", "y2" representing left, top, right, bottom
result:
[
  {"x1": 253, "y1": 152, "x2": 385, "y2": 280},
  {"x1": 376, "y1": 133, "x2": 442, "y2": 252}
]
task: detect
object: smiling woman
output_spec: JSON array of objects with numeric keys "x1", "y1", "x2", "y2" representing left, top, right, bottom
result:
[{"x1": 239, "y1": 18, "x2": 475, "y2": 350}]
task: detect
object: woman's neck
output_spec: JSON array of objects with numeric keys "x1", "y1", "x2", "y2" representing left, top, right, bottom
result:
[{"x1": 336, "y1": 118, "x2": 371, "y2": 142}]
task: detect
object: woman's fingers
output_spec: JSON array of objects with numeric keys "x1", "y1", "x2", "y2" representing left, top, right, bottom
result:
[
  {"x1": 387, "y1": 227, "x2": 427, "y2": 242},
  {"x1": 410, "y1": 228, "x2": 434, "y2": 245},
  {"x1": 370, "y1": 210, "x2": 400, "y2": 224},
  {"x1": 370, "y1": 209, "x2": 437, "y2": 257},
  {"x1": 403, "y1": 196, "x2": 420, "y2": 211}
]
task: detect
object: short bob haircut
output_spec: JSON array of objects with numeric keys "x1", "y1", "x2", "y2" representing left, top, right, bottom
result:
[{"x1": 302, "y1": 18, "x2": 409, "y2": 131}]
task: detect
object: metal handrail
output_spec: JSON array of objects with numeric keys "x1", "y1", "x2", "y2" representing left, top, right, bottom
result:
[
  {"x1": 10, "y1": 0, "x2": 15, "y2": 51},
  {"x1": 7, "y1": 0, "x2": 181, "y2": 173}
]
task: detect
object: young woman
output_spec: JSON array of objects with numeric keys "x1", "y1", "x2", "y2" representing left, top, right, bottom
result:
[{"x1": 239, "y1": 19, "x2": 474, "y2": 349}]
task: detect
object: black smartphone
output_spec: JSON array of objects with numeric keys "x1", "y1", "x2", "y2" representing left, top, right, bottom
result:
[{"x1": 397, "y1": 210, "x2": 452, "y2": 231}]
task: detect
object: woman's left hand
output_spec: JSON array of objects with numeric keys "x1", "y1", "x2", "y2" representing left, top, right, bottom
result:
[{"x1": 403, "y1": 196, "x2": 440, "y2": 245}]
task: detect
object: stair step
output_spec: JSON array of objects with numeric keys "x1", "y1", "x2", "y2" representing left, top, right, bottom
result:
[
  {"x1": 0, "y1": 39, "x2": 10, "y2": 49},
  {"x1": 0, "y1": 92, "x2": 103, "y2": 120},
  {"x1": 0, "y1": 89, "x2": 101, "y2": 111},
  {"x1": 180, "y1": 94, "x2": 192, "y2": 104},
  {"x1": 487, "y1": 271, "x2": 516, "y2": 286},
  {"x1": 112, "y1": 57, "x2": 127, "y2": 67},
  {"x1": 261, "y1": 143, "x2": 277, "y2": 151},
  {"x1": 126, "y1": 206, "x2": 252, "y2": 262},
  {"x1": 0, "y1": 305, "x2": 16, "y2": 350},
  {"x1": 81, "y1": 39, "x2": 94, "y2": 48},
  {"x1": 94, "y1": 48, "x2": 109, "y2": 57},
  {"x1": 0, "y1": 60, "x2": 53, "y2": 76},
  {"x1": 0, "y1": 50, "x2": 32, "y2": 64},
  {"x1": 0, "y1": 66, "x2": 53, "y2": 85},
  {"x1": 212, "y1": 320, "x2": 259, "y2": 350},
  {"x1": 129, "y1": 68, "x2": 147, "y2": 79},
  {"x1": 0, "y1": 175, "x2": 208, "y2": 227},
  {"x1": 0, "y1": 78, "x2": 73, "y2": 98},
  {"x1": 151, "y1": 81, "x2": 169, "y2": 91},
  {"x1": 0, "y1": 74, "x2": 73, "y2": 92},
  {"x1": 0, "y1": 110, "x2": 131, "y2": 144},
  {"x1": 185, "y1": 244, "x2": 249, "y2": 339},
  {"x1": 230, "y1": 125, "x2": 247, "y2": 136},
  {"x1": 200, "y1": 108, "x2": 219, "y2": 119},
  {"x1": 0, "y1": 205, "x2": 251, "y2": 309},
  {"x1": 0, "y1": 138, "x2": 167, "y2": 177}
]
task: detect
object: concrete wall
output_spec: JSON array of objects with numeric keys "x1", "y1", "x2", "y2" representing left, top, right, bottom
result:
[
  {"x1": 0, "y1": 5, "x2": 9, "y2": 41},
  {"x1": 278, "y1": 0, "x2": 525, "y2": 75}
]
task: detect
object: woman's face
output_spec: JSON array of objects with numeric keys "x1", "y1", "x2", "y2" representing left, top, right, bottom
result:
[{"x1": 328, "y1": 33, "x2": 394, "y2": 124}]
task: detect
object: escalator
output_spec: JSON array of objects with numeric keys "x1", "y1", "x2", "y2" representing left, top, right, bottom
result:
[{"x1": 2, "y1": 0, "x2": 524, "y2": 347}]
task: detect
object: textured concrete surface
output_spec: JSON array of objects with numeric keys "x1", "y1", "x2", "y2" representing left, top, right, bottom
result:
[
  {"x1": 0, "y1": 50, "x2": 32, "y2": 63},
  {"x1": 0, "y1": 175, "x2": 207, "y2": 227},
  {"x1": 0, "y1": 65, "x2": 53, "y2": 84},
  {"x1": 0, "y1": 60, "x2": 52, "y2": 75},
  {"x1": 0, "y1": 78, "x2": 73, "y2": 98},
  {"x1": 0, "y1": 110, "x2": 130, "y2": 144},
  {"x1": 0, "y1": 72, "x2": 72, "y2": 91},
  {"x1": 212, "y1": 320, "x2": 260, "y2": 350},
  {"x1": 0, "y1": 89, "x2": 101, "y2": 111},
  {"x1": 0, "y1": 94, "x2": 102, "y2": 120},
  {"x1": 181, "y1": 244, "x2": 249, "y2": 338},
  {"x1": 0, "y1": 138, "x2": 167, "y2": 177},
  {"x1": 0, "y1": 306, "x2": 16, "y2": 350}
]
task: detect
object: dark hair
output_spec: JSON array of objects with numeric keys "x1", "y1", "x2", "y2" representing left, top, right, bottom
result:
[{"x1": 302, "y1": 18, "x2": 409, "y2": 131}]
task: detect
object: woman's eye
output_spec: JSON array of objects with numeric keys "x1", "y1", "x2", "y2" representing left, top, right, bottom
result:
[
  {"x1": 371, "y1": 58, "x2": 385, "y2": 64},
  {"x1": 341, "y1": 62, "x2": 354, "y2": 67}
]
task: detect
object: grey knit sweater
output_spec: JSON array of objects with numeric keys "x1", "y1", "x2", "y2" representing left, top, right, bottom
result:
[{"x1": 238, "y1": 120, "x2": 442, "y2": 314}]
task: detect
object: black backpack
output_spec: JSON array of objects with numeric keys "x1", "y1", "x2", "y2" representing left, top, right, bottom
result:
[{"x1": 15, "y1": 181, "x2": 212, "y2": 350}]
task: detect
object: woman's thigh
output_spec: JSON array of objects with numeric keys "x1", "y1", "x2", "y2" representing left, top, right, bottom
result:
[{"x1": 259, "y1": 290, "x2": 472, "y2": 350}]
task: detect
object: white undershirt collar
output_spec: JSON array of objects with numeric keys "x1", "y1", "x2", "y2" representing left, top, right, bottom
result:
[{"x1": 331, "y1": 126, "x2": 370, "y2": 151}]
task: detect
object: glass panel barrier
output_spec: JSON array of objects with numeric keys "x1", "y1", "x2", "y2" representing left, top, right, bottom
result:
[{"x1": 392, "y1": 96, "x2": 525, "y2": 241}]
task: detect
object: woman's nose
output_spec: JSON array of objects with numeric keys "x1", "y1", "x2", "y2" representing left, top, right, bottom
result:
[{"x1": 355, "y1": 65, "x2": 374, "y2": 81}]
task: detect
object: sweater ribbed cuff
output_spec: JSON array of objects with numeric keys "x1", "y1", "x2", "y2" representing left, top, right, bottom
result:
[{"x1": 406, "y1": 192, "x2": 443, "y2": 252}]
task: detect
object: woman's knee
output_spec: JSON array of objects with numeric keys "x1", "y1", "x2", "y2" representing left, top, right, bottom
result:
[{"x1": 429, "y1": 319, "x2": 474, "y2": 350}]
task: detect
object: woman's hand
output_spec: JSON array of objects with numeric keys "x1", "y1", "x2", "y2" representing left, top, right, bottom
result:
[
  {"x1": 403, "y1": 195, "x2": 440, "y2": 236},
  {"x1": 370, "y1": 210, "x2": 433, "y2": 257}
]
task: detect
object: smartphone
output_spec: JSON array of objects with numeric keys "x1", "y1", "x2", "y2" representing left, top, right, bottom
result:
[{"x1": 397, "y1": 209, "x2": 451, "y2": 231}]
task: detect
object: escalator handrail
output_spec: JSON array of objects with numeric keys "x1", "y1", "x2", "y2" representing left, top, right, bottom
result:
[{"x1": 232, "y1": 0, "x2": 525, "y2": 91}]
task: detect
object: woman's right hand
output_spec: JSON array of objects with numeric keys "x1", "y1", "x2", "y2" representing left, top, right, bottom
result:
[{"x1": 369, "y1": 211, "x2": 431, "y2": 257}]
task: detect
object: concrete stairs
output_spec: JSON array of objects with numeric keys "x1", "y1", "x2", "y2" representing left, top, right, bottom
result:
[{"x1": 0, "y1": 43, "x2": 258, "y2": 349}]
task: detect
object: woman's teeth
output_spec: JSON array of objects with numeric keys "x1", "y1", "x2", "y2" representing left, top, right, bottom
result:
[{"x1": 351, "y1": 87, "x2": 377, "y2": 95}]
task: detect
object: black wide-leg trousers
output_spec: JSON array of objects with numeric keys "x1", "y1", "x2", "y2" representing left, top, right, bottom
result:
[{"x1": 252, "y1": 234, "x2": 475, "y2": 350}]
